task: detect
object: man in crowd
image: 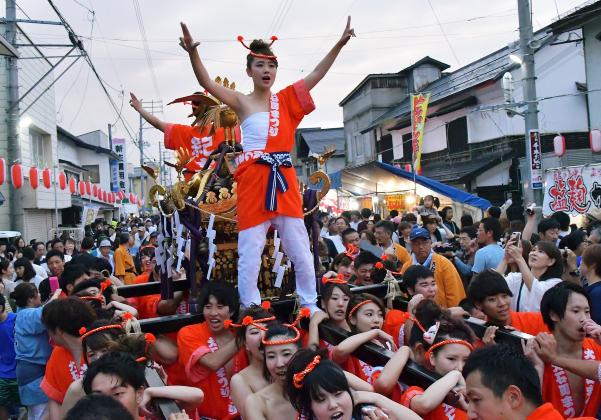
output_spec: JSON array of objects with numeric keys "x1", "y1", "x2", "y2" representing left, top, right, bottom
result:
[
  {"x1": 472, "y1": 217, "x2": 504, "y2": 274},
  {"x1": 538, "y1": 282, "x2": 601, "y2": 418},
  {"x1": 177, "y1": 281, "x2": 246, "y2": 419},
  {"x1": 341, "y1": 228, "x2": 360, "y2": 252},
  {"x1": 349, "y1": 210, "x2": 361, "y2": 230},
  {"x1": 96, "y1": 239, "x2": 114, "y2": 271},
  {"x1": 45, "y1": 250, "x2": 66, "y2": 278},
  {"x1": 374, "y1": 220, "x2": 410, "y2": 266},
  {"x1": 523, "y1": 209, "x2": 561, "y2": 245},
  {"x1": 464, "y1": 344, "x2": 567, "y2": 419},
  {"x1": 58, "y1": 264, "x2": 90, "y2": 296},
  {"x1": 467, "y1": 270, "x2": 548, "y2": 336},
  {"x1": 23, "y1": 247, "x2": 48, "y2": 280},
  {"x1": 50, "y1": 239, "x2": 71, "y2": 263},
  {"x1": 33, "y1": 242, "x2": 47, "y2": 265},
  {"x1": 114, "y1": 233, "x2": 137, "y2": 285},
  {"x1": 351, "y1": 252, "x2": 379, "y2": 286},
  {"x1": 401, "y1": 227, "x2": 465, "y2": 307},
  {"x1": 551, "y1": 211, "x2": 571, "y2": 240},
  {"x1": 453, "y1": 226, "x2": 477, "y2": 278}
]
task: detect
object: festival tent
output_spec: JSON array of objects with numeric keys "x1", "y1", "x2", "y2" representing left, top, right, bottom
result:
[{"x1": 329, "y1": 161, "x2": 491, "y2": 214}]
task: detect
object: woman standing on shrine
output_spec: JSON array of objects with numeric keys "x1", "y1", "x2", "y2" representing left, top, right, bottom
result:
[{"x1": 179, "y1": 18, "x2": 355, "y2": 312}]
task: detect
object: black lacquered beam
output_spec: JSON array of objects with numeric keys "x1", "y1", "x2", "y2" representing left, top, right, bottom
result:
[
  {"x1": 117, "y1": 280, "x2": 190, "y2": 298},
  {"x1": 144, "y1": 367, "x2": 182, "y2": 419}
]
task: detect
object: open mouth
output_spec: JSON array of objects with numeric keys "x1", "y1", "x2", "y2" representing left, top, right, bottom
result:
[
  {"x1": 209, "y1": 319, "x2": 222, "y2": 327},
  {"x1": 335, "y1": 310, "x2": 345, "y2": 316},
  {"x1": 330, "y1": 412, "x2": 344, "y2": 419},
  {"x1": 262, "y1": 76, "x2": 271, "y2": 82}
]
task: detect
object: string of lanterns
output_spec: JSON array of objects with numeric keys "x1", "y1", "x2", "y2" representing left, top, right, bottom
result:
[{"x1": 0, "y1": 158, "x2": 139, "y2": 205}]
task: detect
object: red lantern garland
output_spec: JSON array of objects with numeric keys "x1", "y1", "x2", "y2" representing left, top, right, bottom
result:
[
  {"x1": 0, "y1": 159, "x2": 5, "y2": 186},
  {"x1": 93, "y1": 184, "x2": 98, "y2": 198},
  {"x1": 78, "y1": 180, "x2": 86, "y2": 196},
  {"x1": 591, "y1": 129, "x2": 601, "y2": 153},
  {"x1": 11, "y1": 164, "x2": 23, "y2": 189},
  {"x1": 85, "y1": 181, "x2": 91, "y2": 196},
  {"x1": 58, "y1": 172, "x2": 67, "y2": 190},
  {"x1": 29, "y1": 167, "x2": 39, "y2": 189},
  {"x1": 42, "y1": 168, "x2": 51, "y2": 189},
  {"x1": 69, "y1": 177, "x2": 76, "y2": 194},
  {"x1": 553, "y1": 134, "x2": 566, "y2": 157}
]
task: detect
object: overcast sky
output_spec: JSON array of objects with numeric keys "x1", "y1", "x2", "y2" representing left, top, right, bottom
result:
[{"x1": 7, "y1": 0, "x2": 588, "y2": 165}]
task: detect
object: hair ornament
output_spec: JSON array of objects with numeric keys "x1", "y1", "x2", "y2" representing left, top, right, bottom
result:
[
  {"x1": 237, "y1": 35, "x2": 278, "y2": 60},
  {"x1": 293, "y1": 355, "x2": 321, "y2": 389},
  {"x1": 347, "y1": 299, "x2": 373, "y2": 319},
  {"x1": 321, "y1": 273, "x2": 348, "y2": 285},
  {"x1": 261, "y1": 300, "x2": 271, "y2": 311},
  {"x1": 80, "y1": 324, "x2": 123, "y2": 340}
]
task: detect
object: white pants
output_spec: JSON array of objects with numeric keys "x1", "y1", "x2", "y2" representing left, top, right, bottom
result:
[{"x1": 238, "y1": 215, "x2": 317, "y2": 308}]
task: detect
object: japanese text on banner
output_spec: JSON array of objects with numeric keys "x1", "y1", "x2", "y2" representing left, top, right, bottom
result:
[{"x1": 411, "y1": 93, "x2": 430, "y2": 175}]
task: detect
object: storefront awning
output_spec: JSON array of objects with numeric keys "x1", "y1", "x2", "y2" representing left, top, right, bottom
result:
[{"x1": 331, "y1": 161, "x2": 491, "y2": 210}]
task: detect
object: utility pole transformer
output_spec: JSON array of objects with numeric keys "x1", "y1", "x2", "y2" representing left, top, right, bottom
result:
[{"x1": 518, "y1": 0, "x2": 543, "y2": 207}]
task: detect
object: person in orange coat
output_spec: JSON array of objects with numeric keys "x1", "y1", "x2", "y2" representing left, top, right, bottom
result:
[
  {"x1": 40, "y1": 298, "x2": 96, "y2": 420},
  {"x1": 401, "y1": 227, "x2": 466, "y2": 308},
  {"x1": 467, "y1": 270, "x2": 549, "y2": 337},
  {"x1": 113, "y1": 233, "x2": 137, "y2": 285},
  {"x1": 129, "y1": 92, "x2": 241, "y2": 179},
  {"x1": 463, "y1": 344, "x2": 592, "y2": 420},
  {"x1": 177, "y1": 281, "x2": 247, "y2": 419},
  {"x1": 180, "y1": 18, "x2": 355, "y2": 310}
]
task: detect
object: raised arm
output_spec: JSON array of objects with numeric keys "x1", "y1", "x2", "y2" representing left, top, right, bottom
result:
[
  {"x1": 303, "y1": 16, "x2": 355, "y2": 91},
  {"x1": 180, "y1": 22, "x2": 242, "y2": 111},
  {"x1": 130, "y1": 93, "x2": 166, "y2": 132}
]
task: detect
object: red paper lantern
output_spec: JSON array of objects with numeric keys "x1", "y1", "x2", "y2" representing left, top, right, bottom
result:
[
  {"x1": 109, "y1": 192, "x2": 115, "y2": 203},
  {"x1": 69, "y1": 177, "x2": 76, "y2": 194},
  {"x1": 0, "y1": 158, "x2": 5, "y2": 185},
  {"x1": 93, "y1": 184, "x2": 98, "y2": 197},
  {"x1": 103, "y1": 191, "x2": 108, "y2": 202},
  {"x1": 119, "y1": 191, "x2": 126, "y2": 200},
  {"x1": 11, "y1": 164, "x2": 23, "y2": 189},
  {"x1": 97, "y1": 188, "x2": 102, "y2": 201},
  {"x1": 78, "y1": 180, "x2": 86, "y2": 196},
  {"x1": 42, "y1": 168, "x2": 51, "y2": 189},
  {"x1": 591, "y1": 129, "x2": 601, "y2": 153},
  {"x1": 85, "y1": 181, "x2": 91, "y2": 196},
  {"x1": 129, "y1": 193, "x2": 135, "y2": 203},
  {"x1": 58, "y1": 172, "x2": 67, "y2": 190},
  {"x1": 29, "y1": 167, "x2": 39, "y2": 189},
  {"x1": 553, "y1": 134, "x2": 566, "y2": 157}
]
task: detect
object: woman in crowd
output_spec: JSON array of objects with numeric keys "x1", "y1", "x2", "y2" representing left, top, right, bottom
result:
[
  {"x1": 441, "y1": 206, "x2": 460, "y2": 236},
  {"x1": 496, "y1": 240, "x2": 563, "y2": 312},
  {"x1": 0, "y1": 259, "x2": 15, "y2": 297},
  {"x1": 307, "y1": 275, "x2": 352, "y2": 350},
  {"x1": 401, "y1": 302, "x2": 476, "y2": 420},
  {"x1": 244, "y1": 322, "x2": 305, "y2": 419},
  {"x1": 329, "y1": 254, "x2": 353, "y2": 282},
  {"x1": 285, "y1": 348, "x2": 421, "y2": 420},
  {"x1": 229, "y1": 305, "x2": 277, "y2": 419},
  {"x1": 64, "y1": 238, "x2": 78, "y2": 258},
  {"x1": 11, "y1": 283, "x2": 61, "y2": 420},
  {"x1": 15, "y1": 237, "x2": 26, "y2": 252},
  {"x1": 13, "y1": 258, "x2": 43, "y2": 289}
]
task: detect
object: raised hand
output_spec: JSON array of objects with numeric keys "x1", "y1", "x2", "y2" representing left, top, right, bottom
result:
[
  {"x1": 339, "y1": 16, "x2": 356, "y2": 46},
  {"x1": 129, "y1": 92, "x2": 142, "y2": 112},
  {"x1": 179, "y1": 22, "x2": 200, "y2": 53}
]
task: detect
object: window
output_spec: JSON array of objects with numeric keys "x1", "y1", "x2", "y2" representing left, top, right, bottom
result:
[
  {"x1": 446, "y1": 117, "x2": 469, "y2": 152},
  {"x1": 30, "y1": 130, "x2": 50, "y2": 167},
  {"x1": 378, "y1": 134, "x2": 393, "y2": 163},
  {"x1": 402, "y1": 133, "x2": 413, "y2": 162},
  {"x1": 82, "y1": 165, "x2": 100, "y2": 183}
]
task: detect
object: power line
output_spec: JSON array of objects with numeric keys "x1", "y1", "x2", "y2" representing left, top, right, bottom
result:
[
  {"x1": 131, "y1": 0, "x2": 161, "y2": 100},
  {"x1": 427, "y1": 0, "x2": 462, "y2": 67}
]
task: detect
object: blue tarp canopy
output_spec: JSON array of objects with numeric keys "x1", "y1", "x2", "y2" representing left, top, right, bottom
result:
[{"x1": 330, "y1": 162, "x2": 491, "y2": 211}]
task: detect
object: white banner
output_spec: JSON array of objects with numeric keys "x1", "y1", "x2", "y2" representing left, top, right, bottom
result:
[
  {"x1": 81, "y1": 204, "x2": 99, "y2": 227},
  {"x1": 542, "y1": 164, "x2": 601, "y2": 216}
]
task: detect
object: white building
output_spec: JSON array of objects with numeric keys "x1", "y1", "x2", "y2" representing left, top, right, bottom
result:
[{"x1": 339, "y1": 17, "x2": 594, "y2": 209}]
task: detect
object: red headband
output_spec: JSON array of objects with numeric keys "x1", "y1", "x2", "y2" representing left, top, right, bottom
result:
[
  {"x1": 347, "y1": 300, "x2": 373, "y2": 319},
  {"x1": 424, "y1": 339, "x2": 474, "y2": 364},
  {"x1": 344, "y1": 244, "x2": 359, "y2": 260},
  {"x1": 293, "y1": 355, "x2": 321, "y2": 389},
  {"x1": 322, "y1": 273, "x2": 348, "y2": 285},
  {"x1": 237, "y1": 35, "x2": 278, "y2": 60},
  {"x1": 79, "y1": 324, "x2": 123, "y2": 340},
  {"x1": 259, "y1": 308, "x2": 310, "y2": 346}
]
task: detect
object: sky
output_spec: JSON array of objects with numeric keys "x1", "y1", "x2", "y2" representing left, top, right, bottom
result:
[{"x1": 5, "y1": 0, "x2": 590, "y2": 166}]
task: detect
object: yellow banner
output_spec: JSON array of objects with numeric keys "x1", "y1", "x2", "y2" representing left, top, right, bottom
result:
[
  {"x1": 385, "y1": 194, "x2": 404, "y2": 210},
  {"x1": 411, "y1": 93, "x2": 430, "y2": 174}
]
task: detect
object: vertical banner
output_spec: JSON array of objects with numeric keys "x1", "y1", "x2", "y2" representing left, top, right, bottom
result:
[
  {"x1": 110, "y1": 159, "x2": 120, "y2": 192},
  {"x1": 529, "y1": 130, "x2": 543, "y2": 189},
  {"x1": 411, "y1": 93, "x2": 430, "y2": 174},
  {"x1": 81, "y1": 204, "x2": 99, "y2": 228}
]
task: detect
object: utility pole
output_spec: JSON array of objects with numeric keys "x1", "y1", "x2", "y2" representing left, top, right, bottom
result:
[
  {"x1": 518, "y1": 0, "x2": 543, "y2": 207},
  {"x1": 137, "y1": 99, "x2": 162, "y2": 210},
  {"x1": 5, "y1": 0, "x2": 23, "y2": 233},
  {"x1": 158, "y1": 142, "x2": 163, "y2": 185}
]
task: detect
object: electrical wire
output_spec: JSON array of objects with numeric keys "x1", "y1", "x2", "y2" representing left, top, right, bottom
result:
[
  {"x1": 427, "y1": 0, "x2": 462, "y2": 67},
  {"x1": 132, "y1": 0, "x2": 161, "y2": 100}
]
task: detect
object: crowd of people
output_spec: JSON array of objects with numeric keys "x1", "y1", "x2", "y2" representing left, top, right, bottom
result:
[{"x1": 0, "y1": 198, "x2": 599, "y2": 419}]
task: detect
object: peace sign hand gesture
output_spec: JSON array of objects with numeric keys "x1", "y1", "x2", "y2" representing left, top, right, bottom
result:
[
  {"x1": 179, "y1": 22, "x2": 200, "y2": 53},
  {"x1": 339, "y1": 16, "x2": 356, "y2": 46}
]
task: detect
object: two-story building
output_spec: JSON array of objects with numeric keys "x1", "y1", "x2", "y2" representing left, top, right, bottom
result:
[{"x1": 338, "y1": 12, "x2": 596, "y2": 209}]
